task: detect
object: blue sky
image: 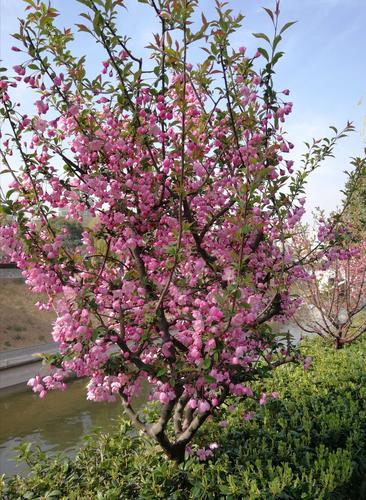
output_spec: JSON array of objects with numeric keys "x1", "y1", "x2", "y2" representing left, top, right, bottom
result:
[{"x1": 1, "y1": 0, "x2": 365, "y2": 220}]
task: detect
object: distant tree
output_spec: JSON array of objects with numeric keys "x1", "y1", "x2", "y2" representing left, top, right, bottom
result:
[
  {"x1": 342, "y1": 151, "x2": 366, "y2": 239},
  {"x1": 294, "y1": 236, "x2": 366, "y2": 349}
]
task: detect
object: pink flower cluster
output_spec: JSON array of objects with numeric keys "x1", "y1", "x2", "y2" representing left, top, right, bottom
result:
[
  {"x1": 0, "y1": 3, "x2": 334, "y2": 445},
  {"x1": 27, "y1": 370, "x2": 66, "y2": 399}
]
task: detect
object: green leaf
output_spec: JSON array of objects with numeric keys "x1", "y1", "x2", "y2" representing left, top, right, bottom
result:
[
  {"x1": 93, "y1": 11, "x2": 102, "y2": 36},
  {"x1": 257, "y1": 47, "x2": 269, "y2": 61},
  {"x1": 156, "y1": 368, "x2": 166, "y2": 377},
  {"x1": 203, "y1": 357, "x2": 212, "y2": 370},
  {"x1": 280, "y1": 21, "x2": 297, "y2": 35},
  {"x1": 263, "y1": 7, "x2": 274, "y2": 23},
  {"x1": 273, "y1": 34, "x2": 282, "y2": 52},
  {"x1": 6, "y1": 189, "x2": 16, "y2": 199},
  {"x1": 76, "y1": 24, "x2": 90, "y2": 33},
  {"x1": 77, "y1": 0, "x2": 92, "y2": 7},
  {"x1": 253, "y1": 32, "x2": 270, "y2": 44},
  {"x1": 23, "y1": 492, "x2": 34, "y2": 499},
  {"x1": 272, "y1": 51, "x2": 284, "y2": 65},
  {"x1": 0, "y1": 205, "x2": 12, "y2": 215},
  {"x1": 45, "y1": 491, "x2": 62, "y2": 499}
]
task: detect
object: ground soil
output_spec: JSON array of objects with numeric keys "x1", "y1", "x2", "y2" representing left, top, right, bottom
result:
[{"x1": 0, "y1": 279, "x2": 55, "y2": 352}]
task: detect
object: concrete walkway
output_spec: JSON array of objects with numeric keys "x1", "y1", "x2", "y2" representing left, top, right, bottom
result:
[
  {"x1": 0, "y1": 268, "x2": 23, "y2": 279},
  {"x1": 0, "y1": 342, "x2": 57, "y2": 389}
]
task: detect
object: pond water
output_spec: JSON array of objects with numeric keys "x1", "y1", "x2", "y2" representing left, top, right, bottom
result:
[{"x1": 0, "y1": 379, "x2": 145, "y2": 478}]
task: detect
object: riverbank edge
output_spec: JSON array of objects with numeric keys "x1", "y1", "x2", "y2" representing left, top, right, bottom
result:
[
  {"x1": 0, "y1": 343, "x2": 57, "y2": 369},
  {"x1": 0, "y1": 343, "x2": 56, "y2": 389}
]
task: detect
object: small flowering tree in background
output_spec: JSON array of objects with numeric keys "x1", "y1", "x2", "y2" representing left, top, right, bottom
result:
[
  {"x1": 0, "y1": 0, "x2": 354, "y2": 461},
  {"x1": 293, "y1": 209, "x2": 366, "y2": 350},
  {"x1": 295, "y1": 245, "x2": 366, "y2": 349},
  {"x1": 342, "y1": 151, "x2": 366, "y2": 241}
]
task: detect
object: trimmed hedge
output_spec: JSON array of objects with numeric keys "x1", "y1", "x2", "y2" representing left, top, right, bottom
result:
[{"x1": 2, "y1": 338, "x2": 366, "y2": 499}]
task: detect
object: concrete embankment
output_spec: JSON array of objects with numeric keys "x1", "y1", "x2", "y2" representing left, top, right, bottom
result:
[
  {"x1": 0, "y1": 263, "x2": 23, "y2": 279},
  {"x1": 0, "y1": 342, "x2": 56, "y2": 389}
]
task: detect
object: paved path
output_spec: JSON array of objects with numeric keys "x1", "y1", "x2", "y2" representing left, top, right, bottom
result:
[
  {"x1": 0, "y1": 342, "x2": 57, "y2": 369},
  {"x1": 0, "y1": 268, "x2": 23, "y2": 279},
  {"x1": 0, "y1": 342, "x2": 57, "y2": 389},
  {"x1": 0, "y1": 343, "x2": 119, "y2": 390}
]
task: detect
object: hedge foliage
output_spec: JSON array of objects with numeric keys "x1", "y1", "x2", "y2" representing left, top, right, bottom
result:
[{"x1": 2, "y1": 337, "x2": 366, "y2": 499}]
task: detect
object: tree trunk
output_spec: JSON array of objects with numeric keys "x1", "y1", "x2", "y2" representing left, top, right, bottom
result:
[
  {"x1": 335, "y1": 338, "x2": 344, "y2": 349},
  {"x1": 153, "y1": 433, "x2": 186, "y2": 463},
  {"x1": 166, "y1": 442, "x2": 186, "y2": 464}
]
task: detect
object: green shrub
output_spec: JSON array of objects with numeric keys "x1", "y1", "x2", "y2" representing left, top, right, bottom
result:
[{"x1": 3, "y1": 338, "x2": 366, "y2": 499}]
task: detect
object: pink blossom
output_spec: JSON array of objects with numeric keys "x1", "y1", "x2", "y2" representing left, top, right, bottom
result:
[
  {"x1": 68, "y1": 104, "x2": 80, "y2": 116},
  {"x1": 13, "y1": 65, "x2": 25, "y2": 76},
  {"x1": 259, "y1": 393, "x2": 267, "y2": 405},
  {"x1": 243, "y1": 411, "x2": 256, "y2": 421},
  {"x1": 304, "y1": 356, "x2": 312, "y2": 370},
  {"x1": 188, "y1": 399, "x2": 197, "y2": 409},
  {"x1": 198, "y1": 400, "x2": 211, "y2": 413},
  {"x1": 35, "y1": 100, "x2": 49, "y2": 114}
]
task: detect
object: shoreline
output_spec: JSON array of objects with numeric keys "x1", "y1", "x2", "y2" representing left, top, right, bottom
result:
[{"x1": 0, "y1": 343, "x2": 56, "y2": 390}]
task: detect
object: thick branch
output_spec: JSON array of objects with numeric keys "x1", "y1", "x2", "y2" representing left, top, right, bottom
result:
[
  {"x1": 176, "y1": 386, "x2": 228, "y2": 446},
  {"x1": 173, "y1": 394, "x2": 190, "y2": 434},
  {"x1": 253, "y1": 292, "x2": 282, "y2": 325},
  {"x1": 120, "y1": 393, "x2": 150, "y2": 435}
]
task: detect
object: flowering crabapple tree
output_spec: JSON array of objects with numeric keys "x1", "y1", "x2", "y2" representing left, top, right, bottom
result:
[
  {"x1": 294, "y1": 232, "x2": 366, "y2": 350},
  {"x1": 0, "y1": 0, "x2": 354, "y2": 461},
  {"x1": 342, "y1": 151, "x2": 366, "y2": 241}
]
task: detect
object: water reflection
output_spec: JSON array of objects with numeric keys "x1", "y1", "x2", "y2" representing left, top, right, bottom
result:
[{"x1": 0, "y1": 379, "x2": 131, "y2": 477}]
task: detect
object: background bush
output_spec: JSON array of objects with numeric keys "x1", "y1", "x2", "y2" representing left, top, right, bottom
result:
[{"x1": 3, "y1": 337, "x2": 366, "y2": 499}]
